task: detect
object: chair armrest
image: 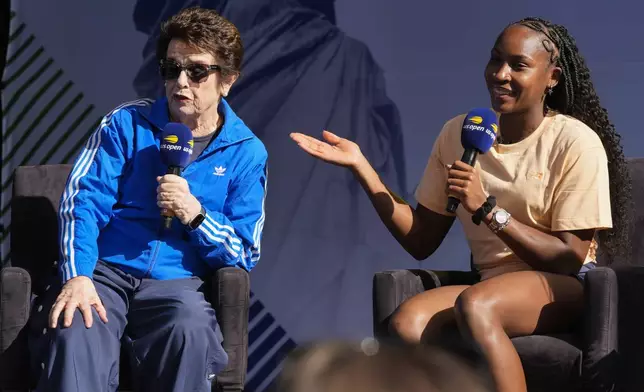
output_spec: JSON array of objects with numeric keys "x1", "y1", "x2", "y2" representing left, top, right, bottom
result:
[
  {"x1": 580, "y1": 266, "x2": 618, "y2": 392},
  {"x1": 0, "y1": 267, "x2": 32, "y2": 389},
  {"x1": 609, "y1": 265, "x2": 644, "y2": 392},
  {"x1": 372, "y1": 269, "x2": 478, "y2": 338},
  {"x1": 0, "y1": 267, "x2": 31, "y2": 353},
  {"x1": 211, "y1": 267, "x2": 250, "y2": 392}
]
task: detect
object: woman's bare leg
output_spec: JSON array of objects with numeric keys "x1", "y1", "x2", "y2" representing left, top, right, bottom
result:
[
  {"x1": 454, "y1": 271, "x2": 584, "y2": 392},
  {"x1": 388, "y1": 285, "x2": 470, "y2": 343}
]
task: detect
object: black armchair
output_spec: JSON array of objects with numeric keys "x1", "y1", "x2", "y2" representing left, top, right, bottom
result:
[
  {"x1": 373, "y1": 157, "x2": 644, "y2": 392},
  {"x1": 0, "y1": 165, "x2": 250, "y2": 391}
]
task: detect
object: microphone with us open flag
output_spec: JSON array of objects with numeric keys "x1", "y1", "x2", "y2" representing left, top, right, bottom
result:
[
  {"x1": 446, "y1": 108, "x2": 498, "y2": 214},
  {"x1": 159, "y1": 122, "x2": 194, "y2": 229}
]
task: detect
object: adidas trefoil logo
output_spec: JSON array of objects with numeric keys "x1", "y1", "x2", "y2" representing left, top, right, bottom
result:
[{"x1": 213, "y1": 166, "x2": 227, "y2": 176}]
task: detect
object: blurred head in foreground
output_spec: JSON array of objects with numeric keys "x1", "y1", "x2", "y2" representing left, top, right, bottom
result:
[{"x1": 273, "y1": 339, "x2": 493, "y2": 392}]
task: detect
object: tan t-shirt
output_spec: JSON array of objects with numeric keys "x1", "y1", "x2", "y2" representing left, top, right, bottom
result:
[{"x1": 415, "y1": 111, "x2": 612, "y2": 280}]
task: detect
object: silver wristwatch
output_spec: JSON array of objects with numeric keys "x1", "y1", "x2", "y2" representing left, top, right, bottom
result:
[{"x1": 488, "y1": 209, "x2": 511, "y2": 233}]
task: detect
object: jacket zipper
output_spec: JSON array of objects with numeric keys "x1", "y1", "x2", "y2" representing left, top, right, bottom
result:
[{"x1": 145, "y1": 240, "x2": 162, "y2": 278}]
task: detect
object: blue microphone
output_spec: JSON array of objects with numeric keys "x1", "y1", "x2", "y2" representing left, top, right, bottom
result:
[
  {"x1": 446, "y1": 108, "x2": 498, "y2": 213},
  {"x1": 159, "y1": 122, "x2": 194, "y2": 229}
]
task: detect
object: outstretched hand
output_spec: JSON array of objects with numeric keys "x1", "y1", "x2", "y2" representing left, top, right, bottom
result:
[{"x1": 290, "y1": 131, "x2": 365, "y2": 170}]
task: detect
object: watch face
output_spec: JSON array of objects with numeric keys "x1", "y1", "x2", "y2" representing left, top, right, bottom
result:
[
  {"x1": 190, "y1": 212, "x2": 206, "y2": 229},
  {"x1": 495, "y1": 210, "x2": 509, "y2": 224}
]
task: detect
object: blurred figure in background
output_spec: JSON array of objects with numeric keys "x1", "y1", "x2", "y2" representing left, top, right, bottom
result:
[{"x1": 273, "y1": 340, "x2": 493, "y2": 392}]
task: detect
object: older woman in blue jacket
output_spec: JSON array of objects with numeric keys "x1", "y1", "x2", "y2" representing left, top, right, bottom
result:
[{"x1": 32, "y1": 7, "x2": 267, "y2": 392}]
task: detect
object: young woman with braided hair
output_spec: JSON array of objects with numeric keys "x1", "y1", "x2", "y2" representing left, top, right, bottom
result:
[
  {"x1": 291, "y1": 17, "x2": 631, "y2": 392},
  {"x1": 514, "y1": 17, "x2": 632, "y2": 257}
]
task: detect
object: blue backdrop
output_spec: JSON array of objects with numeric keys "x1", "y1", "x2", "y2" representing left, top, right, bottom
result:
[{"x1": 2, "y1": 1, "x2": 642, "y2": 390}]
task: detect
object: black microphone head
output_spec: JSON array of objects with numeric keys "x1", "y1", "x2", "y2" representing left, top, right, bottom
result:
[
  {"x1": 160, "y1": 122, "x2": 194, "y2": 168},
  {"x1": 461, "y1": 108, "x2": 498, "y2": 153}
]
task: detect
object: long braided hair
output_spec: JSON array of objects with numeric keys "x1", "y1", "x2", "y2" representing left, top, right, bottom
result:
[{"x1": 513, "y1": 17, "x2": 632, "y2": 261}]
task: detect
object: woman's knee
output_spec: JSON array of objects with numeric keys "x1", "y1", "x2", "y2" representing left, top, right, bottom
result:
[
  {"x1": 388, "y1": 303, "x2": 430, "y2": 344},
  {"x1": 454, "y1": 288, "x2": 498, "y2": 335},
  {"x1": 42, "y1": 308, "x2": 120, "y2": 366},
  {"x1": 49, "y1": 308, "x2": 105, "y2": 341},
  {"x1": 164, "y1": 303, "x2": 218, "y2": 341}
]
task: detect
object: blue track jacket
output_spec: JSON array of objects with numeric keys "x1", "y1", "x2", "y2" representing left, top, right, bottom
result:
[{"x1": 57, "y1": 97, "x2": 268, "y2": 283}]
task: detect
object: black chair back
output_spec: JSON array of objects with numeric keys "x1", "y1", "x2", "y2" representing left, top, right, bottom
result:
[{"x1": 10, "y1": 165, "x2": 73, "y2": 293}]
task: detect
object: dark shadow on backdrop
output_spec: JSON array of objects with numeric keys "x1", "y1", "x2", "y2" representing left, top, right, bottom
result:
[{"x1": 131, "y1": 0, "x2": 408, "y2": 196}]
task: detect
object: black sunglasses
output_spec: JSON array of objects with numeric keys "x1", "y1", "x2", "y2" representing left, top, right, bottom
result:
[{"x1": 159, "y1": 59, "x2": 222, "y2": 83}]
